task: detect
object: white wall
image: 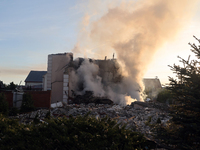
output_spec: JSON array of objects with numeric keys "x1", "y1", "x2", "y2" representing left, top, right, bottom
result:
[
  {"x1": 13, "y1": 92, "x2": 24, "y2": 108},
  {"x1": 47, "y1": 55, "x2": 52, "y2": 90},
  {"x1": 63, "y1": 74, "x2": 69, "y2": 103},
  {"x1": 25, "y1": 82, "x2": 42, "y2": 86},
  {"x1": 43, "y1": 73, "x2": 47, "y2": 91}
]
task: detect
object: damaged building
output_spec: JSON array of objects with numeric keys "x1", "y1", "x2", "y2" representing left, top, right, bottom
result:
[
  {"x1": 42, "y1": 53, "x2": 123, "y2": 104},
  {"x1": 25, "y1": 52, "x2": 161, "y2": 105}
]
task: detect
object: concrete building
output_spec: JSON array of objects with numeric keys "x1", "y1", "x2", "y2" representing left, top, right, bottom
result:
[
  {"x1": 143, "y1": 77, "x2": 162, "y2": 92},
  {"x1": 43, "y1": 53, "x2": 121, "y2": 104},
  {"x1": 44, "y1": 53, "x2": 73, "y2": 103},
  {"x1": 41, "y1": 52, "x2": 162, "y2": 104},
  {"x1": 143, "y1": 77, "x2": 162, "y2": 100}
]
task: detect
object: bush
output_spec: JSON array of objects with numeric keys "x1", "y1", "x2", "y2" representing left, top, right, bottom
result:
[
  {"x1": 9, "y1": 107, "x2": 19, "y2": 116},
  {"x1": 156, "y1": 89, "x2": 173, "y2": 104},
  {"x1": 20, "y1": 93, "x2": 35, "y2": 113},
  {"x1": 0, "y1": 113, "x2": 156, "y2": 150},
  {"x1": 0, "y1": 93, "x2": 9, "y2": 115}
]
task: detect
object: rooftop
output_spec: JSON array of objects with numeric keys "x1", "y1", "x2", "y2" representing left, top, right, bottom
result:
[{"x1": 25, "y1": 71, "x2": 47, "y2": 82}]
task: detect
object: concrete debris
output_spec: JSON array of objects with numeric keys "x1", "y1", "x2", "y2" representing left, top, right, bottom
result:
[
  {"x1": 10, "y1": 101, "x2": 171, "y2": 140},
  {"x1": 51, "y1": 102, "x2": 63, "y2": 108}
]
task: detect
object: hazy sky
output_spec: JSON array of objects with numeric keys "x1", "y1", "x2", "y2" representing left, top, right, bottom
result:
[{"x1": 0, "y1": 0, "x2": 200, "y2": 85}]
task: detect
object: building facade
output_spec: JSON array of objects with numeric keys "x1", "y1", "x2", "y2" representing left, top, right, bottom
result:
[{"x1": 44, "y1": 53, "x2": 73, "y2": 103}]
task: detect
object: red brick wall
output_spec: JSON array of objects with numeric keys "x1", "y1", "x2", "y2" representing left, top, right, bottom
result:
[
  {"x1": 25, "y1": 91, "x2": 51, "y2": 108},
  {"x1": 0, "y1": 91, "x2": 13, "y2": 107},
  {"x1": 1, "y1": 91, "x2": 51, "y2": 109}
]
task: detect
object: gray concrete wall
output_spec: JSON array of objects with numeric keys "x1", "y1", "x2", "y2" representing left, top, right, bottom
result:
[
  {"x1": 13, "y1": 92, "x2": 24, "y2": 108},
  {"x1": 63, "y1": 74, "x2": 69, "y2": 103},
  {"x1": 47, "y1": 53, "x2": 72, "y2": 103}
]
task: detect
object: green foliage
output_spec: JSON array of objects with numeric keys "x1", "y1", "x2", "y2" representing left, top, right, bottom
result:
[
  {"x1": 0, "y1": 81, "x2": 4, "y2": 89},
  {"x1": 0, "y1": 113, "x2": 155, "y2": 150},
  {"x1": 20, "y1": 93, "x2": 35, "y2": 113},
  {"x1": 0, "y1": 93, "x2": 9, "y2": 115},
  {"x1": 9, "y1": 82, "x2": 16, "y2": 90},
  {"x1": 154, "y1": 36, "x2": 200, "y2": 150},
  {"x1": 45, "y1": 110, "x2": 51, "y2": 119},
  {"x1": 4, "y1": 82, "x2": 17, "y2": 90},
  {"x1": 9, "y1": 107, "x2": 19, "y2": 116},
  {"x1": 156, "y1": 89, "x2": 173, "y2": 104}
]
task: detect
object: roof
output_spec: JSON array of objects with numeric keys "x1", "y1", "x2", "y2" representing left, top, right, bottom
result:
[{"x1": 25, "y1": 71, "x2": 47, "y2": 82}]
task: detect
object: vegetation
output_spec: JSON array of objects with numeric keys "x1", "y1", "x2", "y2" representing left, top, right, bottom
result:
[
  {"x1": 0, "y1": 81, "x2": 4, "y2": 89},
  {"x1": 0, "y1": 93, "x2": 9, "y2": 116},
  {"x1": 2, "y1": 38, "x2": 200, "y2": 149},
  {"x1": 9, "y1": 107, "x2": 19, "y2": 116},
  {"x1": 156, "y1": 89, "x2": 173, "y2": 104},
  {"x1": 3, "y1": 82, "x2": 17, "y2": 90},
  {"x1": 154, "y1": 36, "x2": 200, "y2": 149},
  {"x1": 0, "y1": 113, "x2": 155, "y2": 150},
  {"x1": 20, "y1": 92, "x2": 35, "y2": 113}
]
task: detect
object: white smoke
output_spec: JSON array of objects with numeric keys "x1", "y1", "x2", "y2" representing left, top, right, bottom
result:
[
  {"x1": 71, "y1": 0, "x2": 198, "y2": 105},
  {"x1": 77, "y1": 59, "x2": 105, "y2": 96}
]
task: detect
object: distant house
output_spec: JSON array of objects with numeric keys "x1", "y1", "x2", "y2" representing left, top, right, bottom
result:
[
  {"x1": 25, "y1": 71, "x2": 47, "y2": 90},
  {"x1": 143, "y1": 77, "x2": 162, "y2": 92}
]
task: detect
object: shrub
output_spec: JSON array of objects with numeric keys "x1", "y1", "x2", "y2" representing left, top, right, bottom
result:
[
  {"x1": 0, "y1": 113, "x2": 156, "y2": 150},
  {"x1": 20, "y1": 92, "x2": 35, "y2": 113},
  {"x1": 9, "y1": 107, "x2": 19, "y2": 116},
  {"x1": 156, "y1": 89, "x2": 173, "y2": 104},
  {"x1": 0, "y1": 93, "x2": 9, "y2": 115}
]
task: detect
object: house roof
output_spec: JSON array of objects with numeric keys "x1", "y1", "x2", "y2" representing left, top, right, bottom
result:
[{"x1": 25, "y1": 71, "x2": 47, "y2": 83}]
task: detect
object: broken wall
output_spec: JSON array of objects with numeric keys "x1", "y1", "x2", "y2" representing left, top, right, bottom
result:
[{"x1": 46, "y1": 53, "x2": 72, "y2": 103}]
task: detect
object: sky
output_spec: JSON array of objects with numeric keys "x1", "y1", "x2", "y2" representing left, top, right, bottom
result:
[{"x1": 0, "y1": 0, "x2": 200, "y2": 85}]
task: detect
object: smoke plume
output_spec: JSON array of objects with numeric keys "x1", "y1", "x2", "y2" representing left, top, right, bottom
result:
[{"x1": 72, "y1": 0, "x2": 197, "y2": 105}]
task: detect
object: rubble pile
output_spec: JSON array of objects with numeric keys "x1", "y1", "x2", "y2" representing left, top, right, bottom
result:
[
  {"x1": 70, "y1": 91, "x2": 113, "y2": 105},
  {"x1": 11, "y1": 101, "x2": 171, "y2": 139}
]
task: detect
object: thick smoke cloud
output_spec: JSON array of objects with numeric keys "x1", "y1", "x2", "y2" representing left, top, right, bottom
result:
[{"x1": 72, "y1": 0, "x2": 197, "y2": 105}]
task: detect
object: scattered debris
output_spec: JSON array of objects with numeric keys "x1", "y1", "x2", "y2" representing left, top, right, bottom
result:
[
  {"x1": 10, "y1": 101, "x2": 170, "y2": 140},
  {"x1": 51, "y1": 102, "x2": 63, "y2": 108}
]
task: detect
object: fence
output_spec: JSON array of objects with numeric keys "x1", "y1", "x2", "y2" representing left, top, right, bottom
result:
[
  {"x1": 0, "y1": 90, "x2": 51, "y2": 109},
  {"x1": 0, "y1": 91, "x2": 13, "y2": 107}
]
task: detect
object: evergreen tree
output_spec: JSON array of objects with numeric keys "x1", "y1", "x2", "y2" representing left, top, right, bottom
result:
[
  {"x1": 155, "y1": 36, "x2": 200, "y2": 149},
  {"x1": 4, "y1": 82, "x2": 17, "y2": 90},
  {"x1": 9, "y1": 82, "x2": 16, "y2": 90}
]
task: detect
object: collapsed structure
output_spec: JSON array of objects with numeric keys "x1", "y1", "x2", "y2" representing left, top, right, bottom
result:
[
  {"x1": 25, "y1": 52, "x2": 162, "y2": 105},
  {"x1": 43, "y1": 52, "x2": 123, "y2": 104}
]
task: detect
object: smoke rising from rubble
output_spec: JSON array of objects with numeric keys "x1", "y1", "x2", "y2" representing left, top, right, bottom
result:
[
  {"x1": 76, "y1": 59, "x2": 105, "y2": 96},
  {"x1": 71, "y1": 0, "x2": 197, "y2": 105}
]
